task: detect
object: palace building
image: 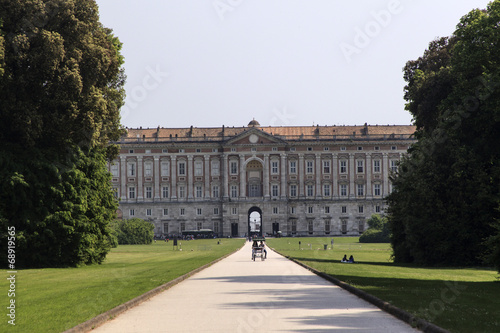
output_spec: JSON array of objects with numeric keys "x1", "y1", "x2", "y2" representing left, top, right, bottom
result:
[{"x1": 110, "y1": 120, "x2": 415, "y2": 238}]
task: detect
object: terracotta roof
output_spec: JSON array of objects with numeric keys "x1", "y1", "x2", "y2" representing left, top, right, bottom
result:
[{"x1": 120, "y1": 123, "x2": 415, "y2": 143}]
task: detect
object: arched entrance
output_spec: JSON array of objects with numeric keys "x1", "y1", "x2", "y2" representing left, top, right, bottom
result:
[{"x1": 248, "y1": 206, "x2": 263, "y2": 237}]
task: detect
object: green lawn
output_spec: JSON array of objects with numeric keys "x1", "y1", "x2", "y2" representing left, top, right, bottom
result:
[
  {"x1": 266, "y1": 237, "x2": 500, "y2": 333},
  {"x1": 0, "y1": 238, "x2": 245, "y2": 333}
]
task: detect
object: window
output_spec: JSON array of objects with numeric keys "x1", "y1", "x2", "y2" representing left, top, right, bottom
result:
[
  {"x1": 374, "y1": 146, "x2": 380, "y2": 151},
  {"x1": 271, "y1": 184, "x2": 279, "y2": 197},
  {"x1": 251, "y1": 147, "x2": 257, "y2": 152},
  {"x1": 197, "y1": 208, "x2": 202, "y2": 216},
  {"x1": 291, "y1": 220, "x2": 297, "y2": 232},
  {"x1": 162, "y1": 186, "x2": 169, "y2": 198},
  {"x1": 161, "y1": 162, "x2": 169, "y2": 176},
  {"x1": 391, "y1": 146, "x2": 397, "y2": 150},
  {"x1": 341, "y1": 206, "x2": 347, "y2": 214},
  {"x1": 357, "y1": 160, "x2": 364, "y2": 173},
  {"x1": 231, "y1": 148, "x2": 236, "y2": 152},
  {"x1": 179, "y1": 186, "x2": 185, "y2": 198},
  {"x1": 307, "y1": 147, "x2": 313, "y2": 151},
  {"x1": 271, "y1": 161, "x2": 279, "y2": 174},
  {"x1": 340, "y1": 184, "x2": 347, "y2": 197},
  {"x1": 324, "y1": 147, "x2": 330, "y2": 151},
  {"x1": 230, "y1": 161, "x2": 238, "y2": 175},
  {"x1": 197, "y1": 222, "x2": 202, "y2": 230},
  {"x1": 211, "y1": 160, "x2": 220, "y2": 176},
  {"x1": 373, "y1": 160, "x2": 381, "y2": 173},
  {"x1": 212, "y1": 148, "x2": 218, "y2": 153},
  {"x1": 291, "y1": 206, "x2": 296, "y2": 214},
  {"x1": 196, "y1": 186, "x2": 203, "y2": 198},
  {"x1": 325, "y1": 206, "x2": 330, "y2": 214},
  {"x1": 196, "y1": 148, "x2": 201, "y2": 153},
  {"x1": 272, "y1": 147, "x2": 278, "y2": 151},
  {"x1": 163, "y1": 208, "x2": 169, "y2": 216},
  {"x1": 323, "y1": 160, "x2": 330, "y2": 174},
  {"x1": 180, "y1": 208, "x2": 185, "y2": 216},
  {"x1": 323, "y1": 184, "x2": 331, "y2": 197},
  {"x1": 340, "y1": 160, "x2": 347, "y2": 174},
  {"x1": 306, "y1": 160, "x2": 313, "y2": 174},
  {"x1": 358, "y1": 205, "x2": 364, "y2": 213},
  {"x1": 290, "y1": 184, "x2": 297, "y2": 197},
  {"x1": 341, "y1": 219, "x2": 347, "y2": 233},
  {"x1": 129, "y1": 209, "x2": 135, "y2": 216},
  {"x1": 273, "y1": 207, "x2": 278, "y2": 214},
  {"x1": 179, "y1": 149, "x2": 185, "y2": 153},
  {"x1": 375, "y1": 205, "x2": 381, "y2": 213},
  {"x1": 374, "y1": 184, "x2": 381, "y2": 196},
  {"x1": 129, "y1": 187, "x2": 135, "y2": 199},
  {"x1": 146, "y1": 208, "x2": 152, "y2": 216},
  {"x1": 230, "y1": 185, "x2": 238, "y2": 198},
  {"x1": 340, "y1": 147, "x2": 346, "y2": 151},
  {"x1": 128, "y1": 163, "x2": 136, "y2": 177},
  {"x1": 325, "y1": 219, "x2": 331, "y2": 232},
  {"x1": 357, "y1": 184, "x2": 364, "y2": 196},
  {"x1": 145, "y1": 186, "x2": 152, "y2": 199},
  {"x1": 194, "y1": 161, "x2": 203, "y2": 176},
  {"x1": 163, "y1": 222, "x2": 168, "y2": 233},
  {"x1": 129, "y1": 149, "x2": 134, "y2": 154},
  {"x1": 178, "y1": 162, "x2": 186, "y2": 175},
  {"x1": 289, "y1": 161, "x2": 297, "y2": 174},
  {"x1": 357, "y1": 146, "x2": 363, "y2": 151},
  {"x1": 212, "y1": 185, "x2": 219, "y2": 198},
  {"x1": 213, "y1": 207, "x2": 219, "y2": 215},
  {"x1": 307, "y1": 185, "x2": 314, "y2": 197},
  {"x1": 308, "y1": 220, "x2": 313, "y2": 233},
  {"x1": 290, "y1": 147, "x2": 296, "y2": 152},
  {"x1": 180, "y1": 222, "x2": 185, "y2": 231},
  {"x1": 308, "y1": 206, "x2": 313, "y2": 214},
  {"x1": 111, "y1": 163, "x2": 119, "y2": 177},
  {"x1": 359, "y1": 220, "x2": 365, "y2": 233},
  {"x1": 144, "y1": 162, "x2": 152, "y2": 176},
  {"x1": 162, "y1": 149, "x2": 168, "y2": 153},
  {"x1": 391, "y1": 160, "x2": 398, "y2": 173},
  {"x1": 232, "y1": 207, "x2": 237, "y2": 215},
  {"x1": 112, "y1": 188, "x2": 118, "y2": 198}
]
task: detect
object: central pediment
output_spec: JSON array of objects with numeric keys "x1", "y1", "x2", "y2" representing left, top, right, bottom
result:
[{"x1": 224, "y1": 128, "x2": 286, "y2": 145}]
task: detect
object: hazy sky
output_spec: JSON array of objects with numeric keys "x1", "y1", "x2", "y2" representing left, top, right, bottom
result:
[{"x1": 96, "y1": 0, "x2": 493, "y2": 129}]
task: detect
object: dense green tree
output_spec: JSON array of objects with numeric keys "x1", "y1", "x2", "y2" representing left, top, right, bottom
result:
[
  {"x1": 110, "y1": 219, "x2": 154, "y2": 245},
  {"x1": 0, "y1": 0, "x2": 125, "y2": 267},
  {"x1": 388, "y1": 1, "x2": 500, "y2": 270},
  {"x1": 359, "y1": 215, "x2": 390, "y2": 243}
]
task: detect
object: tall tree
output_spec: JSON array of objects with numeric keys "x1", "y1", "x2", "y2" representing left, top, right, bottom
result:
[
  {"x1": 0, "y1": 0, "x2": 125, "y2": 267},
  {"x1": 388, "y1": 1, "x2": 500, "y2": 269}
]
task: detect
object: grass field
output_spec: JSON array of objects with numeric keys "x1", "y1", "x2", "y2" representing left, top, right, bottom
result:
[
  {"x1": 266, "y1": 237, "x2": 500, "y2": 333},
  {"x1": 0, "y1": 238, "x2": 245, "y2": 333}
]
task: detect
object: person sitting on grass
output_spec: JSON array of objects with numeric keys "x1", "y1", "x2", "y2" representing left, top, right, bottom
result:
[
  {"x1": 348, "y1": 255, "x2": 355, "y2": 263},
  {"x1": 341, "y1": 254, "x2": 348, "y2": 263}
]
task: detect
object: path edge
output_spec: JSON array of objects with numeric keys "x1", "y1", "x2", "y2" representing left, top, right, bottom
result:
[
  {"x1": 272, "y1": 249, "x2": 450, "y2": 333},
  {"x1": 64, "y1": 242, "x2": 246, "y2": 333}
]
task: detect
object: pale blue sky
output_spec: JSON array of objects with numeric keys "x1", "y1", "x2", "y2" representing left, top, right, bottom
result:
[{"x1": 96, "y1": 0, "x2": 493, "y2": 128}]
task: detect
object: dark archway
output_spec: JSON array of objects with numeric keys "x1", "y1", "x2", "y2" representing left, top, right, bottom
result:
[{"x1": 248, "y1": 206, "x2": 263, "y2": 237}]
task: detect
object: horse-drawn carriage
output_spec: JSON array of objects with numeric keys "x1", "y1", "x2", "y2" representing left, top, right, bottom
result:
[{"x1": 251, "y1": 237, "x2": 267, "y2": 261}]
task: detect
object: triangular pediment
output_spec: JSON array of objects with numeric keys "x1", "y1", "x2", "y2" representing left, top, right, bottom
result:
[{"x1": 224, "y1": 128, "x2": 286, "y2": 145}]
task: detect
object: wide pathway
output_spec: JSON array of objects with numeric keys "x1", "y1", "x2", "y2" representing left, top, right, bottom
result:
[{"x1": 93, "y1": 241, "x2": 419, "y2": 333}]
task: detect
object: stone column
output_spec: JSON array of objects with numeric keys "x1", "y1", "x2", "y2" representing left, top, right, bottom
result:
[
  {"x1": 171, "y1": 156, "x2": 177, "y2": 199},
  {"x1": 154, "y1": 155, "x2": 160, "y2": 200},
  {"x1": 187, "y1": 155, "x2": 193, "y2": 199},
  {"x1": 280, "y1": 153, "x2": 287, "y2": 199},
  {"x1": 239, "y1": 154, "x2": 246, "y2": 198},
  {"x1": 137, "y1": 156, "x2": 143, "y2": 200},
  {"x1": 263, "y1": 154, "x2": 270, "y2": 198},
  {"x1": 120, "y1": 155, "x2": 127, "y2": 201},
  {"x1": 349, "y1": 153, "x2": 355, "y2": 199},
  {"x1": 315, "y1": 153, "x2": 321, "y2": 198},
  {"x1": 204, "y1": 155, "x2": 211, "y2": 198}
]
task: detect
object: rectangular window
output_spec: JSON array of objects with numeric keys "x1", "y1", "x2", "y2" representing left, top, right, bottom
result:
[
  {"x1": 197, "y1": 208, "x2": 202, "y2": 216},
  {"x1": 163, "y1": 208, "x2": 169, "y2": 216},
  {"x1": 197, "y1": 221, "x2": 202, "y2": 230},
  {"x1": 375, "y1": 205, "x2": 381, "y2": 213},
  {"x1": 341, "y1": 219, "x2": 347, "y2": 233},
  {"x1": 325, "y1": 219, "x2": 331, "y2": 232},
  {"x1": 129, "y1": 209, "x2": 135, "y2": 216},
  {"x1": 308, "y1": 220, "x2": 313, "y2": 233},
  {"x1": 290, "y1": 184, "x2": 297, "y2": 197},
  {"x1": 323, "y1": 160, "x2": 330, "y2": 174},
  {"x1": 340, "y1": 184, "x2": 347, "y2": 197},
  {"x1": 230, "y1": 185, "x2": 238, "y2": 198},
  {"x1": 162, "y1": 186, "x2": 169, "y2": 198},
  {"x1": 308, "y1": 206, "x2": 313, "y2": 214},
  {"x1": 179, "y1": 186, "x2": 185, "y2": 198},
  {"x1": 178, "y1": 162, "x2": 186, "y2": 175},
  {"x1": 273, "y1": 207, "x2": 278, "y2": 214},
  {"x1": 325, "y1": 206, "x2": 330, "y2": 214},
  {"x1": 307, "y1": 184, "x2": 314, "y2": 197},
  {"x1": 323, "y1": 184, "x2": 331, "y2": 197},
  {"x1": 230, "y1": 161, "x2": 238, "y2": 175},
  {"x1": 306, "y1": 160, "x2": 313, "y2": 174},
  {"x1": 194, "y1": 161, "x2": 203, "y2": 176},
  {"x1": 146, "y1": 208, "x2": 152, "y2": 216},
  {"x1": 145, "y1": 186, "x2": 152, "y2": 199},
  {"x1": 291, "y1": 206, "x2": 296, "y2": 214},
  {"x1": 391, "y1": 160, "x2": 398, "y2": 173},
  {"x1": 359, "y1": 220, "x2": 365, "y2": 233},
  {"x1": 289, "y1": 161, "x2": 297, "y2": 174},
  {"x1": 180, "y1": 208, "x2": 185, "y2": 216},
  {"x1": 357, "y1": 160, "x2": 364, "y2": 173},
  {"x1": 373, "y1": 160, "x2": 381, "y2": 173},
  {"x1": 161, "y1": 162, "x2": 170, "y2": 176},
  {"x1": 196, "y1": 186, "x2": 203, "y2": 198},
  {"x1": 144, "y1": 162, "x2": 152, "y2": 176},
  {"x1": 111, "y1": 163, "x2": 119, "y2": 177},
  {"x1": 213, "y1": 207, "x2": 219, "y2": 215},
  {"x1": 163, "y1": 223, "x2": 168, "y2": 233},
  {"x1": 341, "y1": 206, "x2": 347, "y2": 214},
  {"x1": 358, "y1": 205, "x2": 364, "y2": 213},
  {"x1": 128, "y1": 163, "x2": 136, "y2": 177},
  {"x1": 291, "y1": 220, "x2": 297, "y2": 232},
  {"x1": 129, "y1": 187, "x2": 135, "y2": 199},
  {"x1": 211, "y1": 161, "x2": 220, "y2": 176},
  {"x1": 374, "y1": 184, "x2": 381, "y2": 196},
  {"x1": 271, "y1": 184, "x2": 279, "y2": 197},
  {"x1": 357, "y1": 184, "x2": 364, "y2": 196},
  {"x1": 212, "y1": 185, "x2": 219, "y2": 198},
  {"x1": 232, "y1": 207, "x2": 237, "y2": 215},
  {"x1": 340, "y1": 160, "x2": 347, "y2": 174},
  {"x1": 271, "y1": 161, "x2": 279, "y2": 174}
]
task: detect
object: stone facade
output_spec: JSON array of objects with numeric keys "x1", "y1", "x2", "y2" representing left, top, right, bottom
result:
[{"x1": 110, "y1": 120, "x2": 415, "y2": 238}]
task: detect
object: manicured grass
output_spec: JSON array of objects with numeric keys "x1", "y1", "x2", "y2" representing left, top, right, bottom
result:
[
  {"x1": 0, "y1": 238, "x2": 244, "y2": 333},
  {"x1": 267, "y1": 237, "x2": 500, "y2": 333}
]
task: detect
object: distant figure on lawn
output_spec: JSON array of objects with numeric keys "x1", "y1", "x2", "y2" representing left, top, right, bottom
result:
[
  {"x1": 341, "y1": 254, "x2": 348, "y2": 263},
  {"x1": 348, "y1": 255, "x2": 355, "y2": 263}
]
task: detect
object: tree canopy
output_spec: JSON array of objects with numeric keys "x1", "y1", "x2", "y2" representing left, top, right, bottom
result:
[
  {"x1": 388, "y1": 1, "x2": 500, "y2": 270},
  {"x1": 0, "y1": 0, "x2": 125, "y2": 267}
]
